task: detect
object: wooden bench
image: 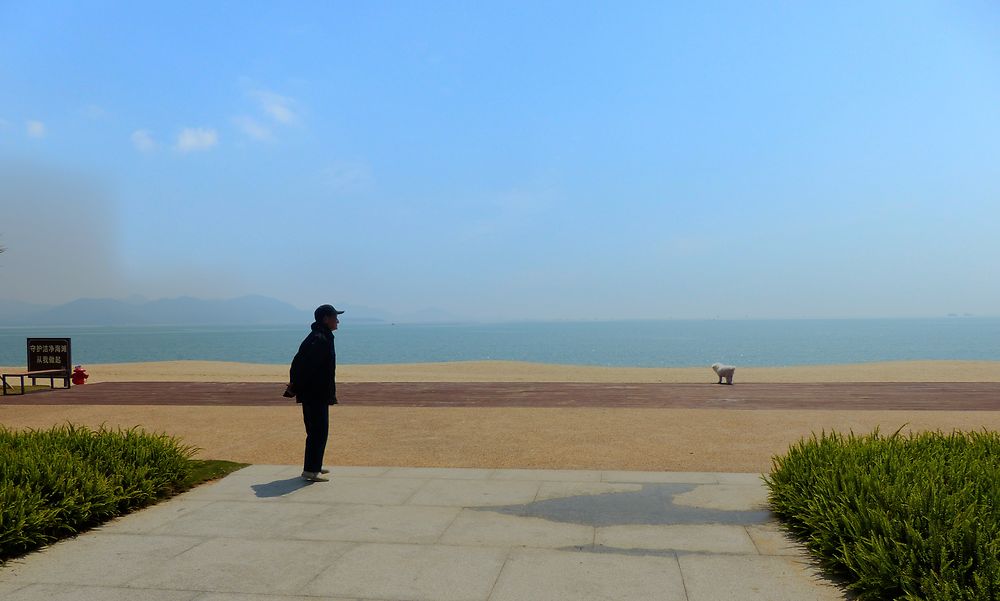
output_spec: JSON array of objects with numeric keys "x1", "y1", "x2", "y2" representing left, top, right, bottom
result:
[{"x1": 1, "y1": 369, "x2": 70, "y2": 396}]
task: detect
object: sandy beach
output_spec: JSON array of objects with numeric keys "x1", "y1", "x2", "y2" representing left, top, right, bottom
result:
[
  {"x1": 4, "y1": 359, "x2": 999, "y2": 384},
  {"x1": 3, "y1": 360, "x2": 999, "y2": 472}
]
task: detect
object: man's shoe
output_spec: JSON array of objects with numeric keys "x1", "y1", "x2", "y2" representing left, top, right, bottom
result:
[
  {"x1": 301, "y1": 471, "x2": 329, "y2": 482},
  {"x1": 319, "y1": 467, "x2": 331, "y2": 474}
]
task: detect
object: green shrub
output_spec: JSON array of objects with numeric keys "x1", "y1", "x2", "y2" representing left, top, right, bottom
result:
[
  {"x1": 765, "y1": 429, "x2": 1000, "y2": 601},
  {"x1": 0, "y1": 424, "x2": 196, "y2": 561}
]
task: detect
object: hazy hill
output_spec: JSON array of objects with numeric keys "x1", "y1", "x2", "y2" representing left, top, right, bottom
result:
[
  {"x1": 0, "y1": 295, "x2": 313, "y2": 326},
  {"x1": 0, "y1": 296, "x2": 460, "y2": 326},
  {"x1": 0, "y1": 299, "x2": 48, "y2": 323}
]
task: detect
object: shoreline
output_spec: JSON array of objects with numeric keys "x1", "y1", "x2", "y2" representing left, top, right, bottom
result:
[{"x1": 3, "y1": 359, "x2": 999, "y2": 384}]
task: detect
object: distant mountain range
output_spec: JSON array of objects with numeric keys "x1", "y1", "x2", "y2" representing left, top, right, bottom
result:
[{"x1": 0, "y1": 296, "x2": 461, "y2": 326}]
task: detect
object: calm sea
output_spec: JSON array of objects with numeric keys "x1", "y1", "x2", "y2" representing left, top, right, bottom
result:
[{"x1": 1, "y1": 319, "x2": 998, "y2": 368}]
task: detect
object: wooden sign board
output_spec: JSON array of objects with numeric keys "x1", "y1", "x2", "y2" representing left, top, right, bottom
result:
[{"x1": 27, "y1": 338, "x2": 72, "y2": 374}]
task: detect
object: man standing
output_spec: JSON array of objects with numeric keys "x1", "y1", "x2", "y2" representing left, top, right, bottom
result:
[{"x1": 289, "y1": 304, "x2": 343, "y2": 482}]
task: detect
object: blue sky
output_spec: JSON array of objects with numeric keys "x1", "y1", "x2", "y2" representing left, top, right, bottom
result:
[{"x1": 1, "y1": 1, "x2": 999, "y2": 320}]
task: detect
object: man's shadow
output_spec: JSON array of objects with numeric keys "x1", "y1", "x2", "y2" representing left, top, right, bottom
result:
[{"x1": 251, "y1": 477, "x2": 312, "y2": 498}]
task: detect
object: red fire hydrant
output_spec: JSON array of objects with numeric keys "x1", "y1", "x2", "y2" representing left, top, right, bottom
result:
[{"x1": 71, "y1": 365, "x2": 89, "y2": 386}]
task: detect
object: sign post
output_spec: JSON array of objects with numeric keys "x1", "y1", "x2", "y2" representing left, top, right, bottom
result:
[
  {"x1": 1, "y1": 338, "x2": 73, "y2": 395},
  {"x1": 26, "y1": 337, "x2": 72, "y2": 382}
]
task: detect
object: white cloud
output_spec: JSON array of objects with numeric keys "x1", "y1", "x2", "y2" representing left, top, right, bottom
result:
[
  {"x1": 233, "y1": 115, "x2": 272, "y2": 140},
  {"x1": 231, "y1": 84, "x2": 302, "y2": 141},
  {"x1": 253, "y1": 90, "x2": 298, "y2": 124},
  {"x1": 323, "y1": 161, "x2": 373, "y2": 192},
  {"x1": 131, "y1": 129, "x2": 156, "y2": 152},
  {"x1": 175, "y1": 127, "x2": 218, "y2": 152},
  {"x1": 26, "y1": 120, "x2": 46, "y2": 138}
]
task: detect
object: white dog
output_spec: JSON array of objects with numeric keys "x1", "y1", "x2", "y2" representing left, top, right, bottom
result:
[{"x1": 711, "y1": 363, "x2": 735, "y2": 385}]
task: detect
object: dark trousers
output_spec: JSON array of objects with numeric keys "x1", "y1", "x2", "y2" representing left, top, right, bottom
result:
[{"x1": 301, "y1": 402, "x2": 329, "y2": 473}]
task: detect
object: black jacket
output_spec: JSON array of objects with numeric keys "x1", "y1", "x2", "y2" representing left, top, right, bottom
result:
[{"x1": 289, "y1": 322, "x2": 337, "y2": 405}]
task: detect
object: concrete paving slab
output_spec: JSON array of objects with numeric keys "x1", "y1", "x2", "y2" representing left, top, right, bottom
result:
[
  {"x1": 490, "y1": 468, "x2": 602, "y2": 482},
  {"x1": 228, "y1": 465, "x2": 293, "y2": 478},
  {"x1": 1, "y1": 584, "x2": 199, "y2": 601},
  {"x1": 485, "y1": 482, "x2": 771, "y2": 527},
  {"x1": 319, "y1": 466, "x2": 392, "y2": 477},
  {"x1": 195, "y1": 594, "x2": 364, "y2": 601},
  {"x1": 177, "y1": 466, "x2": 392, "y2": 502},
  {"x1": 679, "y1": 554, "x2": 848, "y2": 601},
  {"x1": 227, "y1": 467, "x2": 428, "y2": 504},
  {"x1": 747, "y1": 523, "x2": 808, "y2": 557},
  {"x1": 383, "y1": 466, "x2": 495, "y2": 479},
  {"x1": 0, "y1": 465, "x2": 847, "y2": 601},
  {"x1": 534, "y1": 481, "x2": 642, "y2": 501},
  {"x1": 602, "y1": 470, "x2": 719, "y2": 484},
  {"x1": 99, "y1": 500, "x2": 215, "y2": 534},
  {"x1": 489, "y1": 548, "x2": 688, "y2": 601},
  {"x1": 303, "y1": 542, "x2": 507, "y2": 601},
  {"x1": 0, "y1": 582, "x2": 27, "y2": 597},
  {"x1": 148, "y1": 500, "x2": 329, "y2": 539},
  {"x1": 128, "y1": 537, "x2": 353, "y2": 595},
  {"x1": 672, "y1": 483, "x2": 770, "y2": 511},
  {"x1": 215, "y1": 464, "x2": 295, "y2": 481},
  {"x1": 291, "y1": 503, "x2": 461, "y2": 543},
  {"x1": 1, "y1": 534, "x2": 201, "y2": 587},
  {"x1": 716, "y1": 472, "x2": 766, "y2": 485},
  {"x1": 252, "y1": 465, "x2": 391, "y2": 479},
  {"x1": 439, "y1": 509, "x2": 593, "y2": 548},
  {"x1": 179, "y1": 475, "x2": 310, "y2": 502},
  {"x1": 407, "y1": 479, "x2": 540, "y2": 507},
  {"x1": 287, "y1": 476, "x2": 428, "y2": 505},
  {"x1": 596, "y1": 523, "x2": 758, "y2": 554}
]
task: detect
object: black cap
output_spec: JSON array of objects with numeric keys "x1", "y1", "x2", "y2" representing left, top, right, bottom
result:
[{"x1": 314, "y1": 304, "x2": 345, "y2": 321}]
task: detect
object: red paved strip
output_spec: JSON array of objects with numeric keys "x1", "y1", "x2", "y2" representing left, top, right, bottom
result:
[{"x1": 5, "y1": 381, "x2": 1000, "y2": 410}]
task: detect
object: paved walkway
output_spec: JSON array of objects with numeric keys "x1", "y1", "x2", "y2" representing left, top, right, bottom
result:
[
  {"x1": 0, "y1": 466, "x2": 846, "y2": 601},
  {"x1": 14, "y1": 380, "x2": 1000, "y2": 409}
]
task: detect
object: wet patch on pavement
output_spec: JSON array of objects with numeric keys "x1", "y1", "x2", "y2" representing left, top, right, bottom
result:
[{"x1": 473, "y1": 483, "x2": 772, "y2": 527}]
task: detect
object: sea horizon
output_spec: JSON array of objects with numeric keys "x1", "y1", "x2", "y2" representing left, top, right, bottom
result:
[{"x1": 2, "y1": 317, "x2": 998, "y2": 368}]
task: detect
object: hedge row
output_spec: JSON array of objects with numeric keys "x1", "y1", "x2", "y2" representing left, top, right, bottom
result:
[
  {"x1": 1, "y1": 424, "x2": 196, "y2": 560},
  {"x1": 766, "y1": 429, "x2": 1000, "y2": 601}
]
